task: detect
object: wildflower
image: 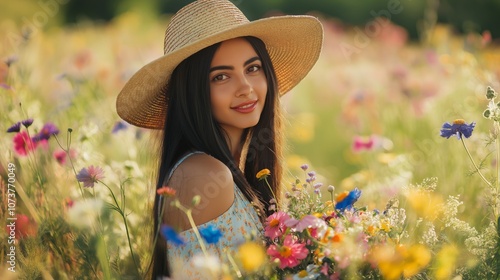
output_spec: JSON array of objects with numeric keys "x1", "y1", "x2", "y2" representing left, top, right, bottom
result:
[
  {"x1": 486, "y1": 86, "x2": 497, "y2": 100},
  {"x1": 160, "y1": 224, "x2": 185, "y2": 246},
  {"x1": 191, "y1": 253, "x2": 221, "y2": 276},
  {"x1": 237, "y1": 242, "x2": 267, "y2": 272},
  {"x1": 5, "y1": 214, "x2": 36, "y2": 238},
  {"x1": 7, "y1": 122, "x2": 21, "y2": 133},
  {"x1": 267, "y1": 235, "x2": 308, "y2": 269},
  {"x1": 439, "y1": 119, "x2": 475, "y2": 139},
  {"x1": 112, "y1": 121, "x2": 128, "y2": 133},
  {"x1": 335, "y1": 188, "x2": 362, "y2": 211},
  {"x1": 313, "y1": 183, "x2": 323, "y2": 189},
  {"x1": 76, "y1": 165, "x2": 105, "y2": 188},
  {"x1": 21, "y1": 118, "x2": 33, "y2": 128},
  {"x1": 157, "y1": 186, "x2": 176, "y2": 198},
  {"x1": 256, "y1": 168, "x2": 271, "y2": 180},
  {"x1": 327, "y1": 185, "x2": 335, "y2": 193},
  {"x1": 53, "y1": 150, "x2": 67, "y2": 165},
  {"x1": 434, "y1": 244, "x2": 459, "y2": 280},
  {"x1": 199, "y1": 224, "x2": 223, "y2": 244},
  {"x1": 67, "y1": 199, "x2": 104, "y2": 229},
  {"x1": 300, "y1": 164, "x2": 309, "y2": 171},
  {"x1": 352, "y1": 135, "x2": 374, "y2": 152},
  {"x1": 285, "y1": 215, "x2": 327, "y2": 233},
  {"x1": 265, "y1": 211, "x2": 291, "y2": 239},
  {"x1": 32, "y1": 122, "x2": 59, "y2": 142},
  {"x1": 13, "y1": 131, "x2": 37, "y2": 156},
  {"x1": 293, "y1": 264, "x2": 321, "y2": 279}
]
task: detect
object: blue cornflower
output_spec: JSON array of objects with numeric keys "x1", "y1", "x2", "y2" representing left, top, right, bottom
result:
[
  {"x1": 22, "y1": 118, "x2": 33, "y2": 128},
  {"x1": 112, "y1": 121, "x2": 128, "y2": 133},
  {"x1": 440, "y1": 119, "x2": 475, "y2": 140},
  {"x1": 160, "y1": 225, "x2": 185, "y2": 246},
  {"x1": 7, "y1": 122, "x2": 21, "y2": 133},
  {"x1": 199, "y1": 224, "x2": 223, "y2": 244},
  {"x1": 335, "y1": 188, "x2": 362, "y2": 212}
]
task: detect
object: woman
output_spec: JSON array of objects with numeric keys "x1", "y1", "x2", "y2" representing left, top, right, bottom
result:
[{"x1": 116, "y1": 0, "x2": 323, "y2": 278}]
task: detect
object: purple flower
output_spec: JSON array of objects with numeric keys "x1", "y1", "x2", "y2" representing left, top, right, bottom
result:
[
  {"x1": 7, "y1": 122, "x2": 21, "y2": 133},
  {"x1": 21, "y1": 119, "x2": 33, "y2": 128},
  {"x1": 76, "y1": 165, "x2": 105, "y2": 188},
  {"x1": 313, "y1": 183, "x2": 323, "y2": 189},
  {"x1": 307, "y1": 171, "x2": 316, "y2": 177},
  {"x1": 32, "y1": 122, "x2": 59, "y2": 142},
  {"x1": 199, "y1": 224, "x2": 223, "y2": 244},
  {"x1": 161, "y1": 225, "x2": 185, "y2": 246},
  {"x1": 440, "y1": 119, "x2": 475, "y2": 140},
  {"x1": 112, "y1": 121, "x2": 128, "y2": 133},
  {"x1": 335, "y1": 188, "x2": 362, "y2": 212},
  {"x1": 300, "y1": 164, "x2": 309, "y2": 171}
]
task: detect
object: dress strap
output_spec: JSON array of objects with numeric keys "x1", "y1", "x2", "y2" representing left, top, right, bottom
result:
[
  {"x1": 165, "y1": 151, "x2": 205, "y2": 184},
  {"x1": 157, "y1": 151, "x2": 205, "y2": 222}
]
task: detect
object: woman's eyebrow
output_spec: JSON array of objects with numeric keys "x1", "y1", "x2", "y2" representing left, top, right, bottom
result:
[{"x1": 209, "y1": 56, "x2": 261, "y2": 73}]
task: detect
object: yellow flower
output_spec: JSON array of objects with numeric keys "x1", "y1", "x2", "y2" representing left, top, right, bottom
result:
[
  {"x1": 434, "y1": 244, "x2": 459, "y2": 280},
  {"x1": 372, "y1": 244, "x2": 431, "y2": 280},
  {"x1": 256, "y1": 169, "x2": 271, "y2": 180},
  {"x1": 237, "y1": 242, "x2": 267, "y2": 272}
]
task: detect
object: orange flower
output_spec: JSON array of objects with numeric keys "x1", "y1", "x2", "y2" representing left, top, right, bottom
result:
[
  {"x1": 256, "y1": 168, "x2": 271, "y2": 180},
  {"x1": 157, "y1": 186, "x2": 176, "y2": 197}
]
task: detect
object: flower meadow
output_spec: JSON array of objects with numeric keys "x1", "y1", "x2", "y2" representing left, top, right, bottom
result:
[{"x1": 2, "y1": 9, "x2": 500, "y2": 280}]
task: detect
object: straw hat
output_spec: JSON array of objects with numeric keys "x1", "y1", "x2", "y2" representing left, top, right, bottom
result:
[{"x1": 116, "y1": 0, "x2": 323, "y2": 129}]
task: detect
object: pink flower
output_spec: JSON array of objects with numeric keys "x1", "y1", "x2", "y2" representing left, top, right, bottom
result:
[
  {"x1": 352, "y1": 135, "x2": 374, "y2": 152},
  {"x1": 13, "y1": 131, "x2": 37, "y2": 156},
  {"x1": 53, "y1": 150, "x2": 67, "y2": 164},
  {"x1": 264, "y1": 211, "x2": 291, "y2": 239},
  {"x1": 285, "y1": 215, "x2": 327, "y2": 233},
  {"x1": 76, "y1": 165, "x2": 105, "y2": 188},
  {"x1": 267, "y1": 235, "x2": 308, "y2": 269}
]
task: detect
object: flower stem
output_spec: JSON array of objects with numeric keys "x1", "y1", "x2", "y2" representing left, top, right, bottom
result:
[
  {"x1": 175, "y1": 202, "x2": 209, "y2": 258},
  {"x1": 460, "y1": 137, "x2": 493, "y2": 188},
  {"x1": 102, "y1": 182, "x2": 141, "y2": 277},
  {"x1": 495, "y1": 122, "x2": 500, "y2": 218},
  {"x1": 264, "y1": 177, "x2": 278, "y2": 210},
  {"x1": 226, "y1": 249, "x2": 242, "y2": 278}
]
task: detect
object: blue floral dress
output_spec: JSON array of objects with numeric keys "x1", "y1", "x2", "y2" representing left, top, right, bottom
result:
[{"x1": 164, "y1": 152, "x2": 264, "y2": 279}]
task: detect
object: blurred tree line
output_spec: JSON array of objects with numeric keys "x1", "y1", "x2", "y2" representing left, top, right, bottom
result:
[{"x1": 59, "y1": 0, "x2": 499, "y2": 40}]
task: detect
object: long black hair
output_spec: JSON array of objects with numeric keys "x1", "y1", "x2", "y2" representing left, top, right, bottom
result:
[{"x1": 150, "y1": 36, "x2": 283, "y2": 278}]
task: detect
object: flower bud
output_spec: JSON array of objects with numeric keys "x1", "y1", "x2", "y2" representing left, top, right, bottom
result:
[
  {"x1": 192, "y1": 195, "x2": 201, "y2": 207},
  {"x1": 486, "y1": 86, "x2": 497, "y2": 100},
  {"x1": 327, "y1": 185, "x2": 335, "y2": 193},
  {"x1": 483, "y1": 109, "x2": 492, "y2": 119}
]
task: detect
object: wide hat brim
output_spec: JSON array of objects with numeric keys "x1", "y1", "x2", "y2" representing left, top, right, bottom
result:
[{"x1": 117, "y1": 15, "x2": 323, "y2": 129}]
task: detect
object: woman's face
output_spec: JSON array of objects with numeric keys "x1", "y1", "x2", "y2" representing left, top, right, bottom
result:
[{"x1": 209, "y1": 38, "x2": 267, "y2": 135}]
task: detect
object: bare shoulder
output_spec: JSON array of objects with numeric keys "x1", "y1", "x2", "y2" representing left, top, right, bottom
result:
[{"x1": 163, "y1": 153, "x2": 235, "y2": 230}]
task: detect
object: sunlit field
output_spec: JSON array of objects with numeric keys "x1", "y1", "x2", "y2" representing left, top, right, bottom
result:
[{"x1": 2, "y1": 7, "x2": 500, "y2": 280}]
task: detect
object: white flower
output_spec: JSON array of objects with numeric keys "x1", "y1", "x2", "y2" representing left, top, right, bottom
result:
[
  {"x1": 67, "y1": 198, "x2": 104, "y2": 230},
  {"x1": 190, "y1": 253, "x2": 222, "y2": 278}
]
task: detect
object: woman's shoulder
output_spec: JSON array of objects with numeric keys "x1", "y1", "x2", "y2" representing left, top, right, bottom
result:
[{"x1": 165, "y1": 153, "x2": 235, "y2": 229}]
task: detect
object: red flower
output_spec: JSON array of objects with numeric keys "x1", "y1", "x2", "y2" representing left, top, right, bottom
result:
[
  {"x1": 5, "y1": 214, "x2": 36, "y2": 239},
  {"x1": 13, "y1": 131, "x2": 37, "y2": 156}
]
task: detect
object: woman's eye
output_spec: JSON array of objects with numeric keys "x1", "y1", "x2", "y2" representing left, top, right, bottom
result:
[
  {"x1": 212, "y1": 74, "x2": 227, "y2": 81},
  {"x1": 247, "y1": 65, "x2": 261, "y2": 73}
]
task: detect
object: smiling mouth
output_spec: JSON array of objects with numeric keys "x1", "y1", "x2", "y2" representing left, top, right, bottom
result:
[{"x1": 231, "y1": 100, "x2": 258, "y2": 113}]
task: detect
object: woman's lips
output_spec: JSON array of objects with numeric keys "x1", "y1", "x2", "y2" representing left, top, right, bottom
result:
[{"x1": 231, "y1": 100, "x2": 258, "y2": 113}]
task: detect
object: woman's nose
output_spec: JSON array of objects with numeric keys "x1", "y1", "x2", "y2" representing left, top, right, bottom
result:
[{"x1": 235, "y1": 76, "x2": 252, "y2": 97}]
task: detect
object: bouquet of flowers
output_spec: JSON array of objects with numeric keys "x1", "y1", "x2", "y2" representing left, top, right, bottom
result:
[{"x1": 259, "y1": 166, "x2": 433, "y2": 280}]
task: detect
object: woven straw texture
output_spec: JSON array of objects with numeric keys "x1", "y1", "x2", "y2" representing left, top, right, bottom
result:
[{"x1": 116, "y1": 0, "x2": 323, "y2": 129}]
